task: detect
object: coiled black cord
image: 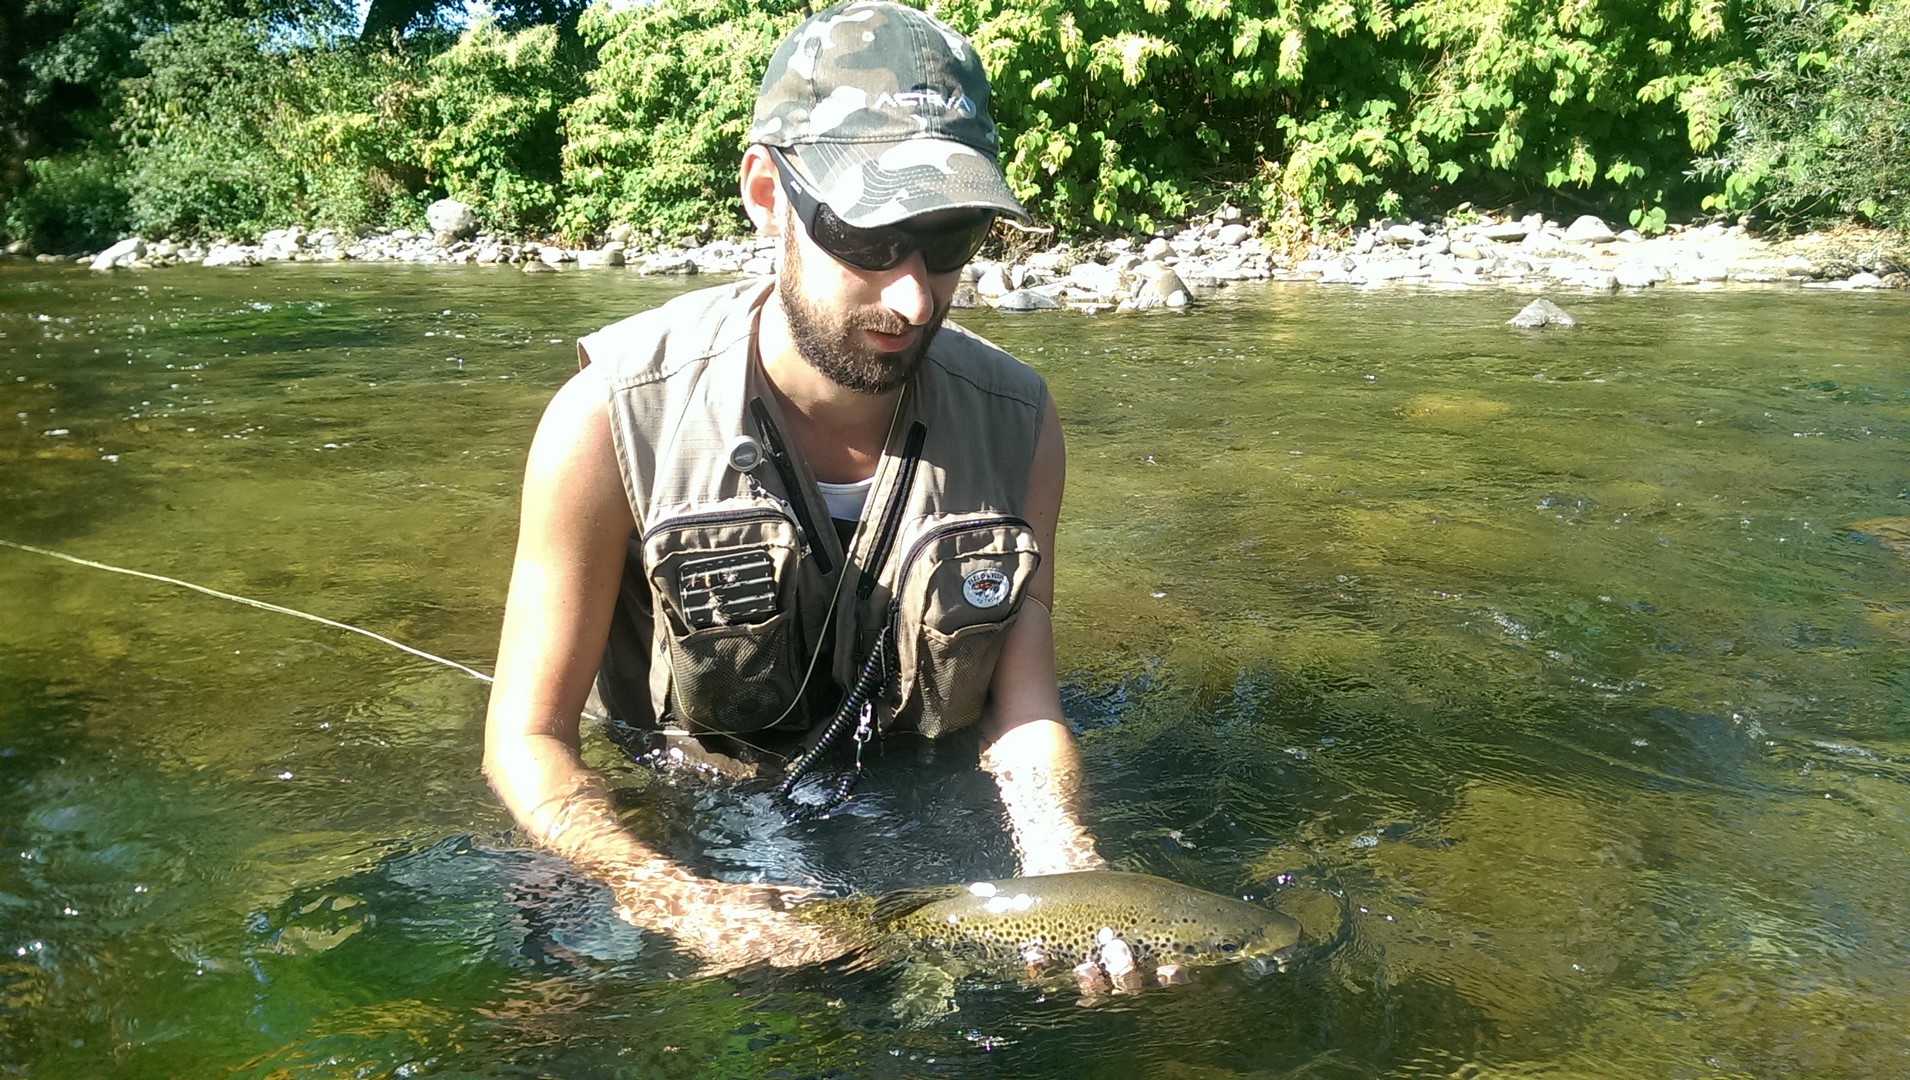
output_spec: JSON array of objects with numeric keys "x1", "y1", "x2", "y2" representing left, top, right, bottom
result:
[{"x1": 775, "y1": 633, "x2": 889, "y2": 820}]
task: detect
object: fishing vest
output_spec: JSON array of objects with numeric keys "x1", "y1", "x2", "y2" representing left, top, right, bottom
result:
[{"x1": 579, "y1": 279, "x2": 1047, "y2": 740}]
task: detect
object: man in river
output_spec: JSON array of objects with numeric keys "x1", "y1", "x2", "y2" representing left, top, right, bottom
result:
[{"x1": 482, "y1": 1, "x2": 1106, "y2": 972}]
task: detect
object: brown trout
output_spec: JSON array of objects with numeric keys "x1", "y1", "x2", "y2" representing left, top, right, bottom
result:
[{"x1": 804, "y1": 870, "x2": 1301, "y2": 976}]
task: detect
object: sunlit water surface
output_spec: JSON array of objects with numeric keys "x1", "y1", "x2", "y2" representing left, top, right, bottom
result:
[{"x1": 2, "y1": 262, "x2": 1906, "y2": 1078}]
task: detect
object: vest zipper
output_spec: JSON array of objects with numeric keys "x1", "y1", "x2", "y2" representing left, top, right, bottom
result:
[
  {"x1": 748, "y1": 397, "x2": 835, "y2": 577},
  {"x1": 893, "y1": 513, "x2": 1033, "y2": 585},
  {"x1": 639, "y1": 504, "x2": 796, "y2": 543},
  {"x1": 855, "y1": 421, "x2": 929, "y2": 607}
]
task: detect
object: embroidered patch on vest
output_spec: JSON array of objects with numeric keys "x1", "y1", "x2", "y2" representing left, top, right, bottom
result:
[{"x1": 962, "y1": 567, "x2": 1010, "y2": 609}]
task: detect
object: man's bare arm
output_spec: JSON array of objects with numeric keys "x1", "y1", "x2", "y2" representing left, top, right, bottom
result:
[
  {"x1": 483, "y1": 365, "x2": 646, "y2": 867},
  {"x1": 483, "y1": 365, "x2": 842, "y2": 970},
  {"x1": 979, "y1": 397, "x2": 1108, "y2": 876}
]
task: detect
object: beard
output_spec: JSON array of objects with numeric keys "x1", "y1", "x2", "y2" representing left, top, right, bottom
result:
[{"x1": 777, "y1": 218, "x2": 947, "y2": 396}]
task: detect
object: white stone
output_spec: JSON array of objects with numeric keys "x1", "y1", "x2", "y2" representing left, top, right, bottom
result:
[
  {"x1": 1508, "y1": 297, "x2": 1578, "y2": 328},
  {"x1": 1362, "y1": 260, "x2": 1418, "y2": 281},
  {"x1": 993, "y1": 288, "x2": 1062, "y2": 312},
  {"x1": 1614, "y1": 264, "x2": 1663, "y2": 289},
  {"x1": 201, "y1": 245, "x2": 256, "y2": 268},
  {"x1": 974, "y1": 265, "x2": 1011, "y2": 297},
  {"x1": 638, "y1": 252, "x2": 697, "y2": 275},
  {"x1": 89, "y1": 237, "x2": 145, "y2": 271},
  {"x1": 1065, "y1": 262, "x2": 1121, "y2": 296},
  {"x1": 427, "y1": 199, "x2": 478, "y2": 244},
  {"x1": 1024, "y1": 249, "x2": 1078, "y2": 274},
  {"x1": 1126, "y1": 267, "x2": 1191, "y2": 309}
]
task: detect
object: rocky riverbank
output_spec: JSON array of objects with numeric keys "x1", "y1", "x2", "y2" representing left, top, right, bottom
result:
[{"x1": 9, "y1": 196, "x2": 1906, "y2": 312}]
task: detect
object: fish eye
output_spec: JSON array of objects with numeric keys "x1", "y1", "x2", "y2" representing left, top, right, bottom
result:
[{"x1": 1220, "y1": 942, "x2": 1239, "y2": 953}]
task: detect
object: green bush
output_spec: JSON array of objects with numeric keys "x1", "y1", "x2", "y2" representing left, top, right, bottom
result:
[
  {"x1": 423, "y1": 20, "x2": 576, "y2": 235},
  {"x1": 1, "y1": 150, "x2": 132, "y2": 252},
  {"x1": 936, "y1": 0, "x2": 1279, "y2": 233},
  {"x1": 15, "y1": 0, "x2": 1897, "y2": 249},
  {"x1": 277, "y1": 41, "x2": 435, "y2": 232},
  {"x1": 932, "y1": 0, "x2": 1754, "y2": 235},
  {"x1": 120, "y1": 18, "x2": 301, "y2": 237},
  {"x1": 121, "y1": 18, "x2": 433, "y2": 238},
  {"x1": 1704, "y1": 0, "x2": 1910, "y2": 230},
  {"x1": 559, "y1": 0, "x2": 806, "y2": 242}
]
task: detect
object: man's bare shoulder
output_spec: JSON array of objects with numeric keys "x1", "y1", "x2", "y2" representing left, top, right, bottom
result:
[{"x1": 523, "y1": 366, "x2": 621, "y2": 499}]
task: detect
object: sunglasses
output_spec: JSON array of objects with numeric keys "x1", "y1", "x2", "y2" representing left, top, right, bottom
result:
[{"x1": 767, "y1": 145, "x2": 995, "y2": 275}]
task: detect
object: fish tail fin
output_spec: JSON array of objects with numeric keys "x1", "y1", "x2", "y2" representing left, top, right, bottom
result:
[{"x1": 869, "y1": 884, "x2": 967, "y2": 926}]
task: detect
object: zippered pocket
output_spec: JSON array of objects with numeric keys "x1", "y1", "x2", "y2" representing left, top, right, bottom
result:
[
  {"x1": 888, "y1": 513, "x2": 1040, "y2": 736},
  {"x1": 642, "y1": 500, "x2": 804, "y2": 732}
]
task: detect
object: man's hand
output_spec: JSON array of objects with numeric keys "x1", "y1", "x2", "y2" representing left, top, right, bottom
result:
[{"x1": 611, "y1": 870, "x2": 854, "y2": 974}]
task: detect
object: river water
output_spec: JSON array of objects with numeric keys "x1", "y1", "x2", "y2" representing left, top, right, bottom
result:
[{"x1": 2, "y1": 262, "x2": 1906, "y2": 1077}]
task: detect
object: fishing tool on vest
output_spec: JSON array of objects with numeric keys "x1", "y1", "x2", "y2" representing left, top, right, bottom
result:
[{"x1": 774, "y1": 624, "x2": 893, "y2": 821}]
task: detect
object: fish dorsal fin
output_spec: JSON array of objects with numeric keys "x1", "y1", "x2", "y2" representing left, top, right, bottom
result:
[{"x1": 869, "y1": 884, "x2": 968, "y2": 926}]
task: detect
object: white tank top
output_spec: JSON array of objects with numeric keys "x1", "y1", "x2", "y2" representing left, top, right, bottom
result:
[{"x1": 816, "y1": 475, "x2": 875, "y2": 522}]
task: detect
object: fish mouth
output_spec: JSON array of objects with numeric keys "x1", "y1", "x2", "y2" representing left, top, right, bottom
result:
[{"x1": 1241, "y1": 944, "x2": 1296, "y2": 978}]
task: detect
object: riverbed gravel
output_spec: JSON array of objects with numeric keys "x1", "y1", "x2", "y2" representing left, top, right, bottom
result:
[{"x1": 15, "y1": 197, "x2": 1905, "y2": 312}]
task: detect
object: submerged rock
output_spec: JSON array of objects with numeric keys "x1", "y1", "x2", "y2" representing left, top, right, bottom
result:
[
  {"x1": 1850, "y1": 517, "x2": 1910, "y2": 558},
  {"x1": 993, "y1": 288, "x2": 1061, "y2": 312},
  {"x1": 1508, "y1": 297, "x2": 1579, "y2": 329}
]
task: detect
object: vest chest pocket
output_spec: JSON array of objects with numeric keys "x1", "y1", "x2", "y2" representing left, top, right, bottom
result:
[
  {"x1": 889, "y1": 513, "x2": 1040, "y2": 737},
  {"x1": 642, "y1": 501, "x2": 804, "y2": 732}
]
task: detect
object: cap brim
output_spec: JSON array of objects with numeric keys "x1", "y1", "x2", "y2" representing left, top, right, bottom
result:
[{"x1": 788, "y1": 140, "x2": 1031, "y2": 228}]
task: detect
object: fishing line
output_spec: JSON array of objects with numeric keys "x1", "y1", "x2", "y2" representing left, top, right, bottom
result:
[
  {"x1": 0, "y1": 538, "x2": 495, "y2": 684},
  {"x1": 0, "y1": 537, "x2": 796, "y2": 761}
]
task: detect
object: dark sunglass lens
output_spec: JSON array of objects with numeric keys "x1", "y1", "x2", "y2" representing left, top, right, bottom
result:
[
  {"x1": 810, "y1": 197, "x2": 994, "y2": 274},
  {"x1": 920, "y1": 217, "x2": 994, "y2": 273},
  {"x1": 813, "y1": 204, "x2": 910, "y2": 271}
]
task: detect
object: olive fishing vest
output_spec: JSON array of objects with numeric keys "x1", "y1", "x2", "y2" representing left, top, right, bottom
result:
[{"x1": 579, "y1": 279, "x2": 1047, "y2": 739}]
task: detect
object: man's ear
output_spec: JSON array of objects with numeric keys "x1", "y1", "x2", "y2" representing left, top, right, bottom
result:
[{"x1": 740, "y1": 145, "x2": 781, "y2": 236}]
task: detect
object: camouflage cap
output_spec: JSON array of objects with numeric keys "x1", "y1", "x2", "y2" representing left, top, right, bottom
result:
[{"x1": 749, "y1": 1, "x2": 1030, "y2": 228}]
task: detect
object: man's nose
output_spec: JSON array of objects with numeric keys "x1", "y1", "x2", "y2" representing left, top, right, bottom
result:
[{"x1": 878, "y1": 251, "x2": 936, "y2": 326}]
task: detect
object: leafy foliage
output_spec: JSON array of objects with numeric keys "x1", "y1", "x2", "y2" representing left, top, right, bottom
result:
[
  {"x1": 1, "y1": 150, "x2": 132, "y2": 251},
  {"x1": 120, "y1": 18, "x2": 432, "y2": 237},
  {"x1": 558, "y1": 0, "x2": 806, "y2": 241},
  {"x1": 926, "y1": 0, "x2": 1756, "y2": 233},
  {"x1": 5, "y1": 0, "x2": 1906, "y2": 248},
  {"x1": 1701, "y1": 0, "x2": 1910, "y2": 229},
  {"x1": 423, "y1": 21, "x2": 577, "y2": 233},
  {"x1": 119, "y1": 18, "x2": 302, "y2": 237}
]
